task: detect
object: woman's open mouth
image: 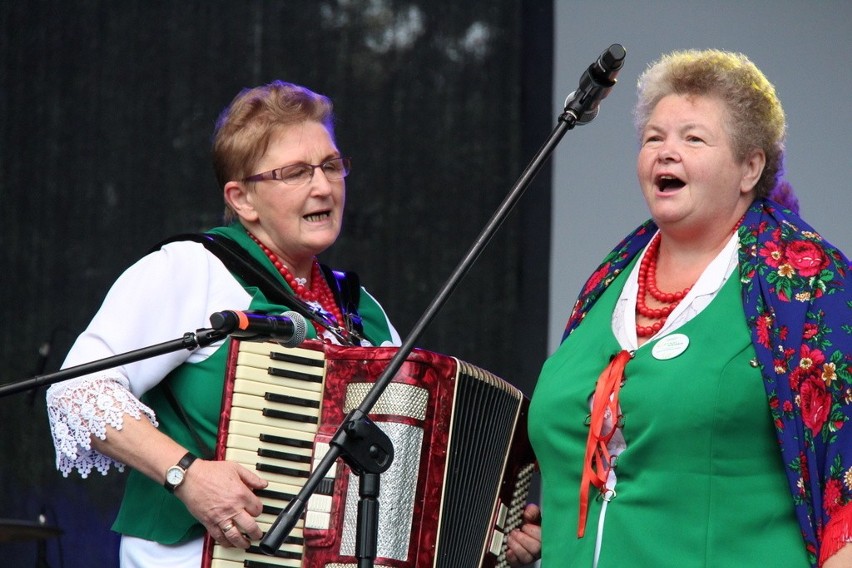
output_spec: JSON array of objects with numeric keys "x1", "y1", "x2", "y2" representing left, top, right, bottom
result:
[
  {"x1": 656, "y1": 174, "x2": 686, "y2": 192},
  {"x1": 304, "y1": 211, "x2": 331, "y2": 222}
]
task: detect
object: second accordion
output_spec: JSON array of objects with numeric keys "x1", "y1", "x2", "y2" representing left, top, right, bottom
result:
[{"x1": 203, "y1": 339, "x2": 536, "y2": 568}]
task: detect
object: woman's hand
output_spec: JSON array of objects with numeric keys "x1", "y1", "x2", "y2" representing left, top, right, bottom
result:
[
  {"x1": 175, "y1": 459, "x2": 268, "y2": 548},
  {"x1": 91, "y1": 415, "x2": 268, "y2": 549},
  {"x1": 505, "y1": 503, "x2": 542, "y2": 567}
]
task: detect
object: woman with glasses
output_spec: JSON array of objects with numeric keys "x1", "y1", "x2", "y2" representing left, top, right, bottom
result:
[
  {"x1": 46, "y1": 81, "x2": 400, "y2": 567},
  {"x1": 507, "y1": 50, "x2": 851, "y2": 567}
]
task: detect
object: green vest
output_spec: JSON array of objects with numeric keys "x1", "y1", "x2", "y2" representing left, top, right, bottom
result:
[
  {"x1": 113, "y1": 224, "x2": 396, "y2": 543},
  {"x1": 529, "y1": 264, "x2": 808, "y2": 567}
]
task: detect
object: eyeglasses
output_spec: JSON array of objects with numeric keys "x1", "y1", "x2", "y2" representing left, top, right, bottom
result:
[{"x1": 243, "y1": 157, "x2": 351, "y2": 186}]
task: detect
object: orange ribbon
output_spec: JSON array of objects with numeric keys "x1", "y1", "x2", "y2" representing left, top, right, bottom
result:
[{"x1": 578, "y1": 349, "x2": 632, "y2": 538}]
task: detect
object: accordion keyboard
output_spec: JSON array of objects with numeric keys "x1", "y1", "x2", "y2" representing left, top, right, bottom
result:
[{"x1": 209, "y1": 341, "x2": 330, "y2": 568}]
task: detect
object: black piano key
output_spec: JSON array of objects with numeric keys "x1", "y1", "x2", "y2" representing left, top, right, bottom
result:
[
  {"x1": 268, "y1": 351, "x2": 325, "y2": 368},
  {"x1": 256, "y1": 489, "x2": 298, "y2": 503},
  {"x1": 258, "y1": 447, "x2": 312, "y2": 464},
  {"x1": 288, "y1": 537, "x2": 305, "y2": 549},
  {"x1": 267, "y1": 366, "x2": 323, "y2": 383},
  {"x1": 256, "y1": 462, "x2": 309, "y2": 478},
  {"x1": 259, "y1": 433, "x2": 314, "y2": 449},
  {"x1": 262, "y1": 408, "x2": 319, "y2": 423},
  {"x1": 249, "y1": 541, "x2": 302, "y2": 555},
  {"x1": 244, "y1": 553, "x2": 302, "y2": 568},
  {"x1": 316, "y1": 477, "x2": 335, "y2": 496},
  {"x1": 264, "y1": 392, "x2": 320, "y2": 408},
  {"x1": 262, "y1": 504, "x2": 284, "y2": 516}
]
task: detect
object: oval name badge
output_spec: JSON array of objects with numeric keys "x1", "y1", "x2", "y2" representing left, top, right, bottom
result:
[{"x1": 652, "y1": 333, "x2": 690, "y2": 360}]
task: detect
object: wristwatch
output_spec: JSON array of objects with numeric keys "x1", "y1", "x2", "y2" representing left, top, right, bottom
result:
[{"x1": 164, "y1": 451, "x2": 198, "y2": 493}]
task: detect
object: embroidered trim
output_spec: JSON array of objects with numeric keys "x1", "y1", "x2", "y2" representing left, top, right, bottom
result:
[{"x1": 46, "y1": 373, "x2": 157, "y2": 477}]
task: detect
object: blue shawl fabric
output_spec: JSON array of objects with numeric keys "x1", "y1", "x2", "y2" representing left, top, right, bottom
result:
[{"x1": 561, "y1": 198, "x2": 851, "y2": 566}]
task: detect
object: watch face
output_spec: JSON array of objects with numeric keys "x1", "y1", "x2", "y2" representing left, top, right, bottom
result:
[{"x1": 166, "y1": 467, "x2": 184, "y2": 486}]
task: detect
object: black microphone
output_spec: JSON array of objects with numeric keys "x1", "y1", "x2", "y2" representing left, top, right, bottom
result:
[
  {"x1": 26, "y1": 339, "x2": 52, "y2": 406},
  {"x1": 563, "y1": 43, "x2": 626, "y2": 125},
  {"x1": 209, "y1": 310, "x2": 308, "y2": 347}
]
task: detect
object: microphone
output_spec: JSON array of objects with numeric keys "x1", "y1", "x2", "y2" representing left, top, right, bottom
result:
[
  {"x1": 209, "y1": 310, "x2": 309, "y2": 347},
  {"x1": 563, "y1": 43, "x2": 626, "y2": 125},
  {"x1": 35, "y1": 340, "x2": 51, "y2": 375},
  {"x1": 26, "y1": 339, "x2": 52, "y2": 406}
]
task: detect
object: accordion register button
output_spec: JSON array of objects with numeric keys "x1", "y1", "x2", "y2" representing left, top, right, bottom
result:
[
  {"x1": 496, "y1": 502, "x2": 508, "y2": 529},
  {"x1": 489, "y1": 529, "x2": 505, "y2": 556}
]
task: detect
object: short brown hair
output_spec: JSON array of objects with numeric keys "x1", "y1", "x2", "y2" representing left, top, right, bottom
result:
[
  {"x1": 634, "y1": 50, "x2": 786, "y2": 198},
  {"x1": 212, "y1": 81, "x2": 335, "y2": 221}
]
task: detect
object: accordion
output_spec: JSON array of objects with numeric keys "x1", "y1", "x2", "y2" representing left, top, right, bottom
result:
[{"x1": 202, "y1": 340, "x2": 536, "y2": 568}]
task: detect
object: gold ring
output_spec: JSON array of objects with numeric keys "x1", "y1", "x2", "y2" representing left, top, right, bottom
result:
[{"x1": 220, "y1": 520, "x2": 235, "y2": 532}]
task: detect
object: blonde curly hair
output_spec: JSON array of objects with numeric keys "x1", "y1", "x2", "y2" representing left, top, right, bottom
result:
[{"x1": 634, "y1": 50, "x2": 786, "y2": 198}]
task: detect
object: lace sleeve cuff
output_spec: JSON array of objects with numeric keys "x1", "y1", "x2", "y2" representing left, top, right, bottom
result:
[{"x1": 46, "y1": 373, "x2": 158, "y2": 478}]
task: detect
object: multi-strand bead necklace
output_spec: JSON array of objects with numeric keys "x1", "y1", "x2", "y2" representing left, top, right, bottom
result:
[
  {"x1": 635, "y1": 233, "x2": 690, "y2": 337},
  {"x1": 636, "y1": 215, "x2": 745, "y2": 338},
  {"x1": 248, "y1": 233, "x2": 345, "y2": 337}
]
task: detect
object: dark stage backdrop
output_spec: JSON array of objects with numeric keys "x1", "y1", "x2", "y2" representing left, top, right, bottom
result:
[{"x1": 0, "y1": 1, "x2": 553, "y2": 566}]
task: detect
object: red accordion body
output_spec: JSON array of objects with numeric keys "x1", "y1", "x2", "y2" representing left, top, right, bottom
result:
[{"x1": 202, "y1": 340, "x2": 535, "y2": 568}]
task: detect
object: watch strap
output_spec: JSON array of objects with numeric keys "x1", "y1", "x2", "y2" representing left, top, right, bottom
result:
[
  {"x1": 164, "y1": 451, "x2": 198, "y2": 493},
  {"x1": 176, "y1": 451, "x2": 198, "y2": 471}
]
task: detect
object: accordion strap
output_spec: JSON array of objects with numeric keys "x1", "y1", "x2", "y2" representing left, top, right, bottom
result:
[
  {"x1": 152, "y1": 233, "x2": 364, "y2": 345},
  {"x1": 318, "y1": 263, "x2": 365, "y2": 340}
]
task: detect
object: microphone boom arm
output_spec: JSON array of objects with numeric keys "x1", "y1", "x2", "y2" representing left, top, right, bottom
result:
[
  {"x1": 259, "y1": 43, "x2": 627, "y2": 559},
  {"x1": 0, "y1": 328, "x2": 228, "y2": 398}
]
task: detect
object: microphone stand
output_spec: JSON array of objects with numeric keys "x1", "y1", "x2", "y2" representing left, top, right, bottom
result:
[
  {"x1": 0, "y1": 329, "x2": 228, "y2": 399},
  {"x1": 260, "y1": 43, "x2": 626, "y2": 566}
]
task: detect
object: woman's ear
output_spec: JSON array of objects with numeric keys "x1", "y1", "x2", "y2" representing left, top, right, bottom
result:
[
  {"x1": 223, "y1": 181, "x2": 259, "y2": 223},
  {"x1": 741, "y1": 149, "x2": 766, "y2": 194}
]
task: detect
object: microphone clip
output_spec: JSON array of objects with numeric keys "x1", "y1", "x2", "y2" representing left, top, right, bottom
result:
[{"x1": 562, "y1": 43, "x2": 626, "y2": 127}]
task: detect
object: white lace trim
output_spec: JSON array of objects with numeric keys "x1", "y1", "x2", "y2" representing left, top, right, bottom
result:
[{"x1": 46, "y1": 373, "x2": 158, "y2": 478}]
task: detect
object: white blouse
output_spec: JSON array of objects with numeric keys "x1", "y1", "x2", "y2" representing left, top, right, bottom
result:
[{"x1": 46, "y1": 241, "x2": 251, "y2": 477}]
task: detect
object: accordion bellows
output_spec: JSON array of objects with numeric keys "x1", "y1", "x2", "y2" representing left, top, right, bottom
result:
[{"x1": 202, "y1": 340, "x2": 535, "y2": 568}]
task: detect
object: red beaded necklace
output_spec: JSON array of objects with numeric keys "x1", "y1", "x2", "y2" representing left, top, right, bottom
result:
[
  {"x1": 248, "y1": 233, "x2": 345, "y2": 337},
  {"x1": 636, "y1": 215, "x2": 746, "y2": 338},
  {"x1": 635, "y1": 233, "x2": 690, "y2": 337}
]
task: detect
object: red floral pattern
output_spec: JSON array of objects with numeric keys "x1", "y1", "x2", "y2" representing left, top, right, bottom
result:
[
  {"x1": 801, "y1": 377, "x2": 832, "y2": 435},
  {"x1": 786, "y1": 240, "x2": 831, "y2": 278}
]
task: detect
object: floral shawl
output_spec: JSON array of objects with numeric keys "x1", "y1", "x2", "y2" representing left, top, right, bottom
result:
[{"x1": 562, "y1": 198, "x2": 852, "y2": 567}]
